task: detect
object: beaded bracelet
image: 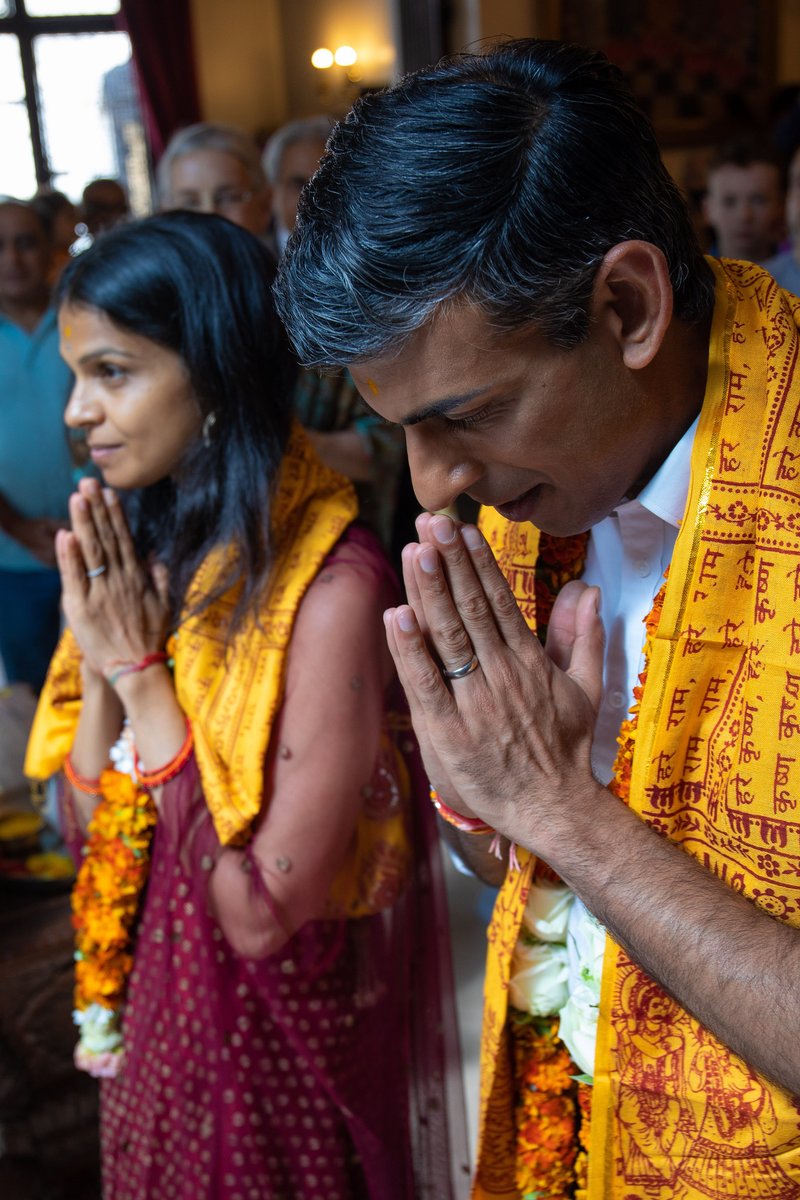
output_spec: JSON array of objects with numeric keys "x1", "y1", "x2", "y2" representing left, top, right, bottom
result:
[
  {"x1": 134, "y1": 719, "x2": 194, "y2": 789},
  {"x1": 430, "y1": 786, "x2": 494, "y2": 835},
  {"x1": 104, "y1": 652, "x2": 170, "y2": 689},
  {"x1": 64, "y1": 753, "x2": 104, "y2": 796}
]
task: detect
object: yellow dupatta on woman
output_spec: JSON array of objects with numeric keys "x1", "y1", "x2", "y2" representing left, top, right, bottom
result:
[
  {"x1": 26, "y1": 422, "x2": 410, "y2": 912},
  {"x1": 26, "y1": 423, "x2": 355, "y2": 840},
  {"x1": 474, "y1": 260, "x2": 800, "y2": 1198}
]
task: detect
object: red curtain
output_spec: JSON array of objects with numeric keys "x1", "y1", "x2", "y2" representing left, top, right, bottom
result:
[{"x1": 118, "y1": 0, "x2": 201, "y2": 161}]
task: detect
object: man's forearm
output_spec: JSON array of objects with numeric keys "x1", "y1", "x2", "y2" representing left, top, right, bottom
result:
[{"x1": 532, "y1": 781, "x2": 800, "y2": 1094}]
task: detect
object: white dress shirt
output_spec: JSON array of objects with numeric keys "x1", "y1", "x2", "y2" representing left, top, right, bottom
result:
[
  {"x1": 563, "y1": 416, "x2": 699, "y2": 1067},
  {"x1": 581, "y1": 416, "x2": 699, "y2": 783}
]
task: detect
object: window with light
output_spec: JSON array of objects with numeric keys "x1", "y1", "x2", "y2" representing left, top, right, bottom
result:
[{"x1": 0, "y1": 0, "x2": 151, "y2": 212}]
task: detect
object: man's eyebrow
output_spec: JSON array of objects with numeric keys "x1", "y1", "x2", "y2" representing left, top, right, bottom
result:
[{"x1": 399, "y1": 388, "x2": 488, "y2": 427}]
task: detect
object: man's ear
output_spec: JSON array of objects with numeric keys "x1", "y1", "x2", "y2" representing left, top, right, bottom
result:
[{"x1": 590, "y1": 241, "x2": 674, "y2": 370}]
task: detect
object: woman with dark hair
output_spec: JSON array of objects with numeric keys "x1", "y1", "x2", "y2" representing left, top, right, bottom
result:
[{"x1": 24, "y1": 212, "x2": 465, "y2": 1200}]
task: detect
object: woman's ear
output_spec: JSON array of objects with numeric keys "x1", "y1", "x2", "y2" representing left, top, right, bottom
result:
[{"x1": 590, "y1": 241, "x2": 674, "y2": 370}]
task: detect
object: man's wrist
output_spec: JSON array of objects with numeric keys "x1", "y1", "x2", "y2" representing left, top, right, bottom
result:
[{"x1": 506, "y1": 775, "x2": 615, "y2": 872}]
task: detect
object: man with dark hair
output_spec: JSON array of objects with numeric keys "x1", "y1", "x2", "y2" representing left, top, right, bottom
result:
[
  {"x1": 703, "y1": 137, "x2": 785, "y2": 263},
  {"x1": 80, "y1": 177, "x2": 129, "y2": 237},
  {"x1": 275, "y1": 38, "x2": 800, "y2": 1199}
]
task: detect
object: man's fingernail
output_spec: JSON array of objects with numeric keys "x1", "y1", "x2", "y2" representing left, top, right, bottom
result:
[
  {"x1": 397, "y1": 607, "x2": 416, "y2": 632},
  {"x1": 431, "y1": 515, "x2": 456, "y2": 544},
  {"x1": 462, "y1": 525, "x2": 483, "y2": 550},
  {"x1": 419, "y1": 546, "x2": 438, "y2": 574}
]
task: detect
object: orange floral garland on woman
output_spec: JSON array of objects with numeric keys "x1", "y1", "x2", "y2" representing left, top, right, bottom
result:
[
  {"x1": 510, "y1": 532, "x2": 668, "y2": 1199},
  {"x1": 70, "y1": 763, "x2": 158, "y2": 1078}
]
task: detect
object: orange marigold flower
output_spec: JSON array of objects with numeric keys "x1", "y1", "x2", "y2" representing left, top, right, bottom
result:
[{"x1": 71, "y1": 768, "x2": 157, "y2": 1031}]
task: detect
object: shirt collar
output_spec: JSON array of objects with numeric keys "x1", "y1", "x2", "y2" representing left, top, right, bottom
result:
[{"x1": 632, "y1": 415, "x2": 699, "y2": 529}]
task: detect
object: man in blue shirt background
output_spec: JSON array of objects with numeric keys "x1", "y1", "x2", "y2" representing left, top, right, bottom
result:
[{"x1": 0, "y1": 200, "x2": 77, "y2": 690}]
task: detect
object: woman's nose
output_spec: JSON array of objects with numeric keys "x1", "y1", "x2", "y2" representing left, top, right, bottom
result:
[{"x1": 65, "y1": 380, "x2": 102, "y2": 429}]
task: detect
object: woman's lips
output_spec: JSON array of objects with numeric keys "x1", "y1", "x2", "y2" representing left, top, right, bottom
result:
[{"x1": 89, "y1": 445, "x2": 122, "y2": 464}]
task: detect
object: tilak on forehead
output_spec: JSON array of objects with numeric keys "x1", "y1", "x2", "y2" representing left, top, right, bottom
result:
[{"x1": 366, "y1": 378, "x2": 379, "y2": 396}]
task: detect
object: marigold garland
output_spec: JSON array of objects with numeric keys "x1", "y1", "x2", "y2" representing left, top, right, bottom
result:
[
  {"x1": 511, "y1": 1011, "x2": 579, "y2": 1200},
  {"x1": 70, "y1": 766, "x2": 158, "y2": 1077},
  {"x1": 608, "y1": 573, "x2": 667, "y2": 805},
  {"x1": 510, "y1": 539, "x2": 668, "y2": 1198},
  {"x1": 532, "y1": 531, "x2": 589, "y2": 644}
]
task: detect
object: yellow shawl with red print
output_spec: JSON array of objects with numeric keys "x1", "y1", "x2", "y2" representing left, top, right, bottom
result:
[
  {"x1": 25, "y1": 423, "x2": 357, "y2": 846},
  {"x1": 474, "y1": 259, "x2": 800, "y2": 1199}
]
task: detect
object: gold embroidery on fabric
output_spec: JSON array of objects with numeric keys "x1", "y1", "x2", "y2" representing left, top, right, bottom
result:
[{"x1": 473, "y1": 260, "x2": 800, "y2": 1199}]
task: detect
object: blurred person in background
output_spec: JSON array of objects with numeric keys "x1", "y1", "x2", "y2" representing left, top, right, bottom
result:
[
  {"x1": 0, "y1": 200, "x2": 76, "y2": 691},
  {"x1": 262, "y1": 115, "x2": 332, "y2": 256},
  {"x1": 765, "y1": 143, "x2": 800, "y2": 294},
  {"x1": 31, "y1": 189, "x2": 79, "y2": 282},
  {"x1": 263, "y1": 115, "x2": 407, "y2": 547},
  {"x1": 703, "y1": 137, "x2": 785, "y2": 263},
  {"x1": 80, "y1": 178, "x2": 129, "y2": 238},
  {"x1": 157, "y1": 121, "x2": 271, "y2": 240}
]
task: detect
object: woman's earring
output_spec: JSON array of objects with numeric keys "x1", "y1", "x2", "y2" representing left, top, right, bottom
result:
[{"x1": 202, "y1": 410, "x2": 218, "y2": 448}]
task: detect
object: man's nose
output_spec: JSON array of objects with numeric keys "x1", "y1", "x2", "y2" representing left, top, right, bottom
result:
[{"x1": 405, "y1": 426, "x2": 483, "y2": 514}]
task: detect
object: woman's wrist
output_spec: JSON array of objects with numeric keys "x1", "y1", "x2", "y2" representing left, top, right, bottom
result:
[
  {"x1": 103, "y1": 651, "x2": 169, "y2": 689},
  {"x1": 134, "y1": 718, "x2": 193, "y2": 789},
  {"x1": 111, "y1": 661, "x2": 173, "y2": 713},
  {"x1": 81, "y1": 657, "x2": 108, "y2": 688}
]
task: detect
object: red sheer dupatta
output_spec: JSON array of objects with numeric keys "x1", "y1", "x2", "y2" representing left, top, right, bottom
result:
[
  {"x1": 57, "y1": 526, "x2": 471, "y2": 1198},
  {"x1": 398, "y1": 730, "x2": 472, "y2": 1198}
]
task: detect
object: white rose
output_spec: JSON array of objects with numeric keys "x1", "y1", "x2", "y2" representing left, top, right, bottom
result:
[
  {"x1": 508, "y1": 939, "x2": 570, "y2": 1016},
  {"x1": 566, "y1": 899, "x2": 606, "y2": 997},
  {"x1": 521, "y1": 880, "x2": 575, "y2": 943},
  {"x1": 109, "y1": 721, "x2": 137, "y2": 781},
  {"x1": 557, "y1": 899, "x2": 608, "y2": 1080},
  {"x1": 557, "y1": 982, "x2": 598, "y2": 1077},
  {"x1": 74, "y1": 1003, "x2": 123, "y2": 1054}
]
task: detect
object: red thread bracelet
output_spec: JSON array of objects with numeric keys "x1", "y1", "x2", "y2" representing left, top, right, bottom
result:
[
  {"x1": 134, "y1": 719, "x2": 194, "y2": 789},
  {"x1": 64, "y1": 753, "x2": 104, "y2": 796},
  {"x1": 430, "y1": 787, "x2": 494, "y2": 835},
  {"x1": 104, "y1": 652, "x2": 170, "y2": 688}
]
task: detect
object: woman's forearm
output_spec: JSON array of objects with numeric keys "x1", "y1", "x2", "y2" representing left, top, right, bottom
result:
[
  {"x1": 68, "y1": 669, "x2": 124, "y2": 823},
  {"x1": 112, "y1": 665, "x2": 187, "y2": 771}
]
